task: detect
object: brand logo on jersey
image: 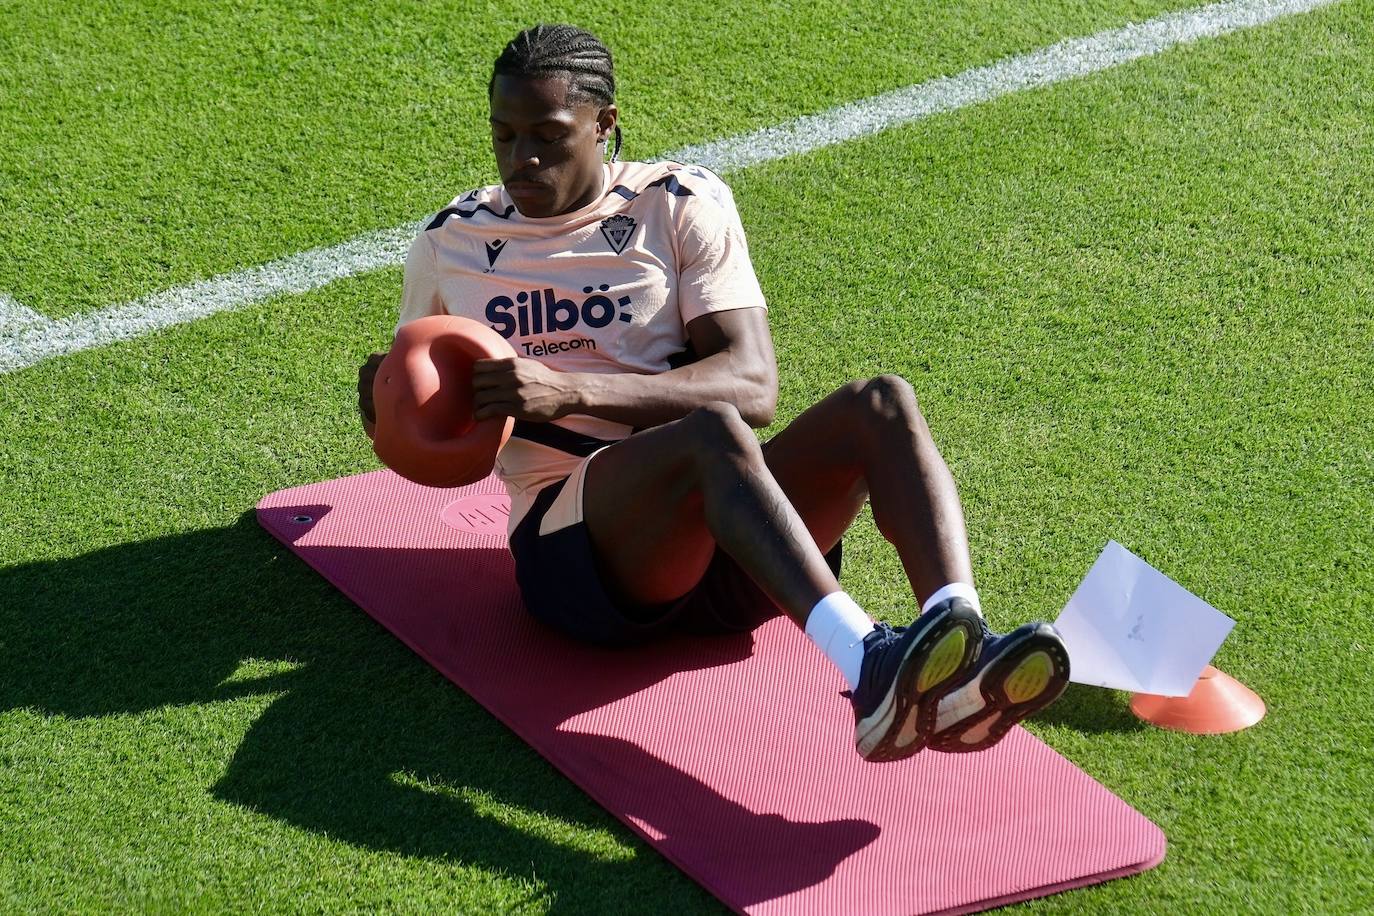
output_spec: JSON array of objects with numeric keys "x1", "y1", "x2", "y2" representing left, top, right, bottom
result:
[
  {"x1": 521, "y1": 338, "x2": 597, "y2": 357},
  {"x1": 599, "y1": 215, "x2": 636, "y2": 254},
  {"x1": 485, "y1": 285, "x2": 634, "y2": 339},
  {"x1": 484, "y1": 239, "x2": 507, "y2": 268}
]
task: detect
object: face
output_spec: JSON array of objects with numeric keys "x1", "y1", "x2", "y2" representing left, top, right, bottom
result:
[{"x1": 489, "y1": 74, "x2": 617, "y2": 218}]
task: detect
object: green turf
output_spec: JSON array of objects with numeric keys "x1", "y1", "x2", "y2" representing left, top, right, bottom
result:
[
  {"x1": 3, "y1": 0, "x2": 1372, "y2": 911},
  {"x1": 736, "y1": 5, "x2": 1374, "y2": 909},
  {"x1": 0, "y1": 0, "x2": 1201, "y2": 319}
]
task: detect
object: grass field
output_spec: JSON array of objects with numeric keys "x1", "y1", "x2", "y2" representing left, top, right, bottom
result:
[{"x1": 2, "y1": 0, "x2": 1371, "y2": 912}]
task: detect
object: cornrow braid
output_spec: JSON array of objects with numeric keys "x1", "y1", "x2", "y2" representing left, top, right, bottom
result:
[{"x1": 491, "y1": 24, "x2": 623, "y2": 162}]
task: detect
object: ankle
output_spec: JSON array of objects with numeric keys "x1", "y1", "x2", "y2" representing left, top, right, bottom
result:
[
  {"x1": 922, "y1": 582, "x2": 981, "y2": 616},
  {"x1": 804, "y1": 592, "x2": 874, "y2": 690}
]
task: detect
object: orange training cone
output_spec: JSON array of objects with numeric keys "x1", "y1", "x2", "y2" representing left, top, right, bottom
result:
[{"x1": 1130, "y1": 666, "x2": 1265, "y2": 734}]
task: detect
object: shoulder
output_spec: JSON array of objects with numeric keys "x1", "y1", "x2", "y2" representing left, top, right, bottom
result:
[
  {"x1": 423, "y1": 182, "x2": 515, "y2": 232},
  {"x1": 608, "y1": 161, "x2": 738, "y2": 213}
]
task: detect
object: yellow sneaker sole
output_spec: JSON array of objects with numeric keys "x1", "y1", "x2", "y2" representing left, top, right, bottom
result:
[
  {"x1": 1005, "y1": 651, "x2": 1053, "y2": 704},
  {"x1": 917, "y1": 627, "x2": 968, "y2": 692}
]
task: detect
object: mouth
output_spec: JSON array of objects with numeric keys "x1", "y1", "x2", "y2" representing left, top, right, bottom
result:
[{"x1": 504, "y1": 178, "x2": 551, "y2": 197}]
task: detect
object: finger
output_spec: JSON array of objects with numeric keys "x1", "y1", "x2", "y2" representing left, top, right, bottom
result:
[
  {"x1": 472, "y1": 401, "x2": 517, "y2": 421},
  {"x1": 471, "y1": 368, "x2": 516, "y2": 390},
  {"x1": 472, "y1": 388, "x2": 514, "y2": 411},
  {"x1": 472, "y1": 357, "x2": 517, "y2": 373},
  {"x1": 471, "y1": 388, "x2": 499, "y2": 411}
]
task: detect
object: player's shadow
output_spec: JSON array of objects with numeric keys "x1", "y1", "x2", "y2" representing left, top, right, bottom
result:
[
  {"x1": 1034, "y1": 684, "x2": 1149, "y2": 735},
  {"x1": 0, "y1": 508, "x2": 875, "y2": 912}
]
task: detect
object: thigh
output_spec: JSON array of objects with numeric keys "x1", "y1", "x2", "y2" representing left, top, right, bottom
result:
[
  {"x1": 759, "y1": 381, "x2": 871, "y2": 554},
  {"x1": 582, "y1": 384, "x2": 872, "y2": 607},
  {"x1": 581, "y1": 415, "x2": 721, "y2": 606},
  {"x1": 508, "y1": 476, "x2": 679, "y2": 645}
]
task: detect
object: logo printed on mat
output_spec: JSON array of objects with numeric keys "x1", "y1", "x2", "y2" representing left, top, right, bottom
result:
[{"x1": 441, "y1": 494, "x2": 512, "y2": 535}]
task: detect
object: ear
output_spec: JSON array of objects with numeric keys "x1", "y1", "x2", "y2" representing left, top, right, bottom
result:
[{"x1": 597, "y1": 105, "x2": 619, "y2": 142}]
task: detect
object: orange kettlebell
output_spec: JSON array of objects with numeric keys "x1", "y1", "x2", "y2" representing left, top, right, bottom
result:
[{"x1": 371, "y1": 315, "x2": 516, "y2": 487}]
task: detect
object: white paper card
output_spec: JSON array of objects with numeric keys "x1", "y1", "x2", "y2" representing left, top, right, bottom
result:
[{"x1": 1053, "y1": 541, "x2": 1234, "y2": 697}]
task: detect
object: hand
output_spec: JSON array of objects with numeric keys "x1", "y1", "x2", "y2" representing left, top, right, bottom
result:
[
  {"x1": 357, "y1": 351, "x2": 387, "y2": 436},
  {"x1": 471, "y1": 356, "x2": 575, "y2": 422}
]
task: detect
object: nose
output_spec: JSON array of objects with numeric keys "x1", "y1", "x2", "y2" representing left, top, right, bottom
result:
[{"x1": 511, "y1": 136, "x2": 541, "y2": 172}]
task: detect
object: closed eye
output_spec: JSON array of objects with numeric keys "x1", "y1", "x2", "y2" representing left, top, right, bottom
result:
[{"x1": 489, "y1": 118, "x2": 573, "y2": 147}]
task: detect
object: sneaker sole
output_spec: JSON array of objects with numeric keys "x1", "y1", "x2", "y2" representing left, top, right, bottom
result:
[
  {"x1": 855, "y1": 603, "x2": 982, "y2": 763},
  {"x1": 928, "y1": 623, "x2": 1070, "y2": 754}
]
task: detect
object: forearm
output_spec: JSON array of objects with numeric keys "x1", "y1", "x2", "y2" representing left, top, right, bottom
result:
[{"x1": 565, "y1": 350, "x2": 776, "y2": 429}]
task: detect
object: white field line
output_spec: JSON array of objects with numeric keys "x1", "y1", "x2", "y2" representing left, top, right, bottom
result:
[
  {"x1": 0, "y1": 0, "x2": 1339, "y2": 374},
  {"x1": 0, "y1": 294, "x2": 45, "y2": 329}
]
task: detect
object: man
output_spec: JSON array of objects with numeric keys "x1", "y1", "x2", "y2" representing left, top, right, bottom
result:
[{"x1": 359, "y1": 24, "x2": 1070, "y2": 761}]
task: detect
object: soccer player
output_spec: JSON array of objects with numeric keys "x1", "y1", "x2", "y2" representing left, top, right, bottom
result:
[{"x1": 358, "y1": 24, "x2": 1070, "y2": 761}]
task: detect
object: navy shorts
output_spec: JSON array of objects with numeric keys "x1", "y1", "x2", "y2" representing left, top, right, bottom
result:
[{"x1": 508, "y1": 468, "x2": 843, "y2": 647}]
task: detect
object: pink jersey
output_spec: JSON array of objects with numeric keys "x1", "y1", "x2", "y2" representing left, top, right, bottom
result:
[{"x1": 398, "y1": 160, "x2": 768, "y2": 531}]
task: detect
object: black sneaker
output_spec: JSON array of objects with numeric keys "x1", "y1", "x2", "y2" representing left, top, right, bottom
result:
[
  {"x1": 928, "y1": 620, "x2": 1070, "y2": 753},
  {"x1": 849, "y1": 597, "x2": 982, "y2": 762}
]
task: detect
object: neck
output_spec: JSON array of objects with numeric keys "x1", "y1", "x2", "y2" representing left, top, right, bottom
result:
[{"x1": 558, "y1": 164, "x2": 606, "y2": 215}]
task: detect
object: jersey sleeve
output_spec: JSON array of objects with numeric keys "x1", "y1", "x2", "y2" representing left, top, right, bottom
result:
[
  {"x1": 675, "y1": 171, "x2": 767, "y2": 325},
  {"x1": 396, "y1": 229, "x2": 443, "y2": 331}
]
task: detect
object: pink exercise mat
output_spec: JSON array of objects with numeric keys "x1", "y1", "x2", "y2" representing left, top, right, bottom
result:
[{"x1": 258, "y1": 470, "x2": 1164, "y2": 914}]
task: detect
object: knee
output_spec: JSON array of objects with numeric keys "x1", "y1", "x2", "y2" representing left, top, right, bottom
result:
[
  {"x1": 847, "y1": 374, "x2": 923, "y2": 422},
  {"x1": 682, "y1": 401, "x2": 761, "y2": 462}
]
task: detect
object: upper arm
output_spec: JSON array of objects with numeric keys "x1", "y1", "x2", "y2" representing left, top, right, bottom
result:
[
  {"x1": 685, "y1": 307, "x2": 778, "y2": 423},
  {"x1": 672, "y1": 168, "x2": 776, "y2": 423},
  {"x1": 396, "y1": 230, "x2": 443, "y2": 330}
]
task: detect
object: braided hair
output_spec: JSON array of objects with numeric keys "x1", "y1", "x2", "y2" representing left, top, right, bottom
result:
[{"x1": 490, "y1": 24, "x2": 623, "y2": 163}]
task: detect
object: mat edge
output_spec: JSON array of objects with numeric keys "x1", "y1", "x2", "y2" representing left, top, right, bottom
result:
[
  {"x1": 936, "y1": 838, "x2": 1166, "y2": 915},
  {"x1": 255, "y1": 478, "x2": 1168, "y2": 916},
  {"x1": 255, "y1": 493, "x2": 752, "y2": 913}
]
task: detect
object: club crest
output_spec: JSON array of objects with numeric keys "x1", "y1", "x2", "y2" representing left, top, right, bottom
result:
[{"x1": 599, "y1": 215, "x2": 636, "y2": 254}]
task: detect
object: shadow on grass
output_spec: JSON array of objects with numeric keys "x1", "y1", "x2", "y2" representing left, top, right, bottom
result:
[
  {"x1": 1035, "y1": 683, "x2": 1149, "y2": 736},
  {"x1": 0, "y1": 510, "x2": 874, "y2": 912}
]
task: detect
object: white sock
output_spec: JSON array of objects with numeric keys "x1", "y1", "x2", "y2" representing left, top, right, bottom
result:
[
  {"x1": 804, "y1": 592, "x2": 874, "y2": 690},
  {"x1": 922, "y1": 582, "x2": 983, "y2": 617}
]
